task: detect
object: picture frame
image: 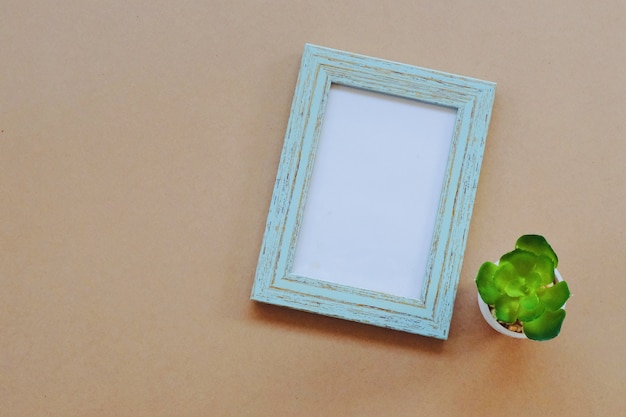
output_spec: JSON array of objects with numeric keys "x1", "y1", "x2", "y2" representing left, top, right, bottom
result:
[{"x1": 251, "y1": 44, "x2": 495, "y2": 339}]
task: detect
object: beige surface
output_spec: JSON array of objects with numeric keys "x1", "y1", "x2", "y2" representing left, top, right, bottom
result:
[{"x1": 2, "y1": 1, "x2": 625, "y2": 415}]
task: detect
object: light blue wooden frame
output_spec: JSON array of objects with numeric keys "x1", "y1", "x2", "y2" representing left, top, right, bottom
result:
[{"x1": 251, "y1": 44, "x2": 495, "y2": 339}]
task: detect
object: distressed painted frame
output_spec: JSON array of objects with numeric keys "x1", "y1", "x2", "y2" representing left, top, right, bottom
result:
[{"x1": 251, "y1": 44, "x2": 495, "y2": 339}]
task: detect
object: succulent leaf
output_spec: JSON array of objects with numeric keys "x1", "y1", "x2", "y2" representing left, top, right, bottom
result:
[
  {"x1": 523, "y1": 309, "x2": 566, "y2": 341},
  {"x1": 494, "y1": 295, "x2": 519, "y2": 323},
  {"x1": 520, "y1": 294, "x2": 540, "y2": 310},
  {"x1": 500, "y1": 249, "x2": 536, "y2": 276},
  {"x1": 532, "y1": 255, "x2": 556, "y2": 286},
  {"x1": 504, "y1": 277, "x2": 527, "y2": 298},
  {"x1": 515, "y1": 234, "x2": 558, "y2": 268},
  {"x1": 476, "y1": 262, "x2": 500, "y2": 305},
  {"x1": 524, "y1": 272, "x2": 543, "y2": 291},
  {"x1": 537, "y1": 281, "x2": 571, "y2": 311},
  {"x1": 517, "y1": 294, "x2": 546, "y2": 322},
  {"x1": 493, "y1": 262, "x2": 517, "y2": 291}
]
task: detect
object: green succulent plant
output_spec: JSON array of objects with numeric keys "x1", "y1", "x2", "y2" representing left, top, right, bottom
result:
[{"x1": 475, "y1": 235, "x2": 570, "y2": 341}]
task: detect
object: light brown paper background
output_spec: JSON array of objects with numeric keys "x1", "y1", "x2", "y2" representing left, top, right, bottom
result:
[{"x1": 2, "y1": 1, "x2": 625, "y2": 415}]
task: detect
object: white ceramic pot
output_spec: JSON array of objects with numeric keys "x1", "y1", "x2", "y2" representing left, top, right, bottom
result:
[{"x1": 477, "y1": 268, "x2": 564, "y2": 339}]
